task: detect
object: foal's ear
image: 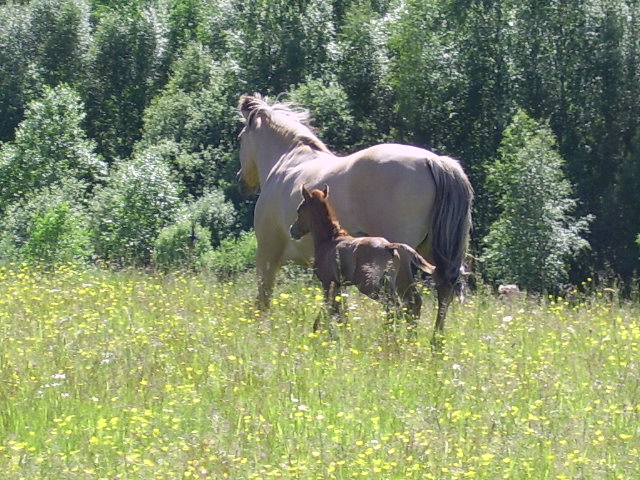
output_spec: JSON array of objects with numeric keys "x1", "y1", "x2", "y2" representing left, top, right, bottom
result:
[
  {"x1": 322, "y1": 184, "x2": 329, "y2": 198},
  {"x1": 301, "y1": 185, "x2": 311, "y2": 201}
]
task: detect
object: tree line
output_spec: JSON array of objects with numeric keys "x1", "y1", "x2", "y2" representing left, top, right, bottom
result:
[{"x1": 0, "y1": 0, "x2": 638, "y2": 292}]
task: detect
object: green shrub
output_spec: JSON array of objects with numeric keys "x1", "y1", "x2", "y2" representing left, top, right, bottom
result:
[
  {"x1": 188, "y1": 188, "x2": 237, "y2": 247},
  {"x1": 151, "y1": 187, "x2": 237, "y2": 272},
  {"x1": 90, "y1": 150, "x2": 182, "y2": 266},
  {"x1": 21, "y1": 203, "x2": 92, "y2": 264},
  {"x1": 201, "y1": 230, "x2": 257, "y2": 279},
  {"x1": 0, "y1": 185, "x2": 93, "y2": 264},
  {"x1": 152, "y1": 220, "x2": 213, "y2": 272}
]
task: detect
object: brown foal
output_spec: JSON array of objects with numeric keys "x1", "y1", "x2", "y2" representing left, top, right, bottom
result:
[{"x1": 290, "y1": 185, "x2": 435, "y2": 331}]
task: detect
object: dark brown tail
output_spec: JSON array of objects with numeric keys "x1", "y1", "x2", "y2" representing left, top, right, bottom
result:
[{"x1": 426, "y1": 155, "x2": 473, "y2": 287}]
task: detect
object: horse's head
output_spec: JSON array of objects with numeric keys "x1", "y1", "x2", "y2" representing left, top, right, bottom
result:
[
  {"x1": 236, "y1": 95, "x2": 264, "y2": 195},
  {"x1": 237, "y1": 94, "x2": 331, "y2": 196},
  {"x1": 289, "y1": 185, "x2": 329, "y2": 240}
]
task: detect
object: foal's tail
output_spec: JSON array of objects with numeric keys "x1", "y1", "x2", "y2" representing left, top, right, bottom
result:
[
  {"x1": 392, "y1": 244, "x2": 435, "y2": 275},
  {"x1": 426, "y1": 155, "x2": 474, "y2": 288}
]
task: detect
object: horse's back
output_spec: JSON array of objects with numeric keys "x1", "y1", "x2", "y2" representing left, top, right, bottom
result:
[
  {"x1": 347, "y1": 143, "x2": 440, "y2": 162},
  {"x1": 334, "y1": 145, "x2": 438, "y2": 246}
]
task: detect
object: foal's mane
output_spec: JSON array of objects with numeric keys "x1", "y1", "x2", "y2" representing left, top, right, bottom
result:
[{"x1": 239, "y1": 94, "x2": 330, "y2": 153}]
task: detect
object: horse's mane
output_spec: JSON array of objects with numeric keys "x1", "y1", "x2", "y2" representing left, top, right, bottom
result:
[{"x1": 239, "y1": 94, "x2": 330, "y2": 153}]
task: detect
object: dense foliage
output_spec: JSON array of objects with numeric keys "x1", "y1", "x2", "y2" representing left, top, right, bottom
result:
[{"x1": 0, "y1": 0, "x2": 638, "y2": 290}]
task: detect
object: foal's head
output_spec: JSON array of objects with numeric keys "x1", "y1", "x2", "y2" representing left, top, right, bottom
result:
[{"x1": 290, "y1": 185, "x2": 339, "y2": 240}]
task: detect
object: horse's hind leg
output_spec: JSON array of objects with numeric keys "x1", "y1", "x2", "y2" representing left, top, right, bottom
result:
[
  {"x1": 431, "y1": 283, "x2": 452, "y2": 352},
  {"x1": 400, "y1": 285, "x2": 421, "y2": 332}
]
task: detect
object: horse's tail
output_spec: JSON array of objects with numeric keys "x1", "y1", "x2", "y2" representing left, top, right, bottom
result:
[{"x1": 426, "y1": 155, "x2": 474, "y2": 287}]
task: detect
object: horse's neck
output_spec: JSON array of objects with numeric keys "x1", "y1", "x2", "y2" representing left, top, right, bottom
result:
[{"x1": 255, "y1": 129, "x2": 312, "y2": 180}]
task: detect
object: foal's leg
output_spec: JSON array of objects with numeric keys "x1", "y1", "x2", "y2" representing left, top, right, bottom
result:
[
  {"x1": 377, "y1": 271, "x2": 402, "y2": 327},
  {"x1": 401, "y1": 285, "x2": 422, "y2": 333},
  {"x1": 396, "y1": 263, "x2": 422, "y2": 331},
  {"x1": 328, "y1": 281, "x2": 344, "y2": 318},
  {"x1": 314, "y1": 281, "x2": 342, "y2": 332}
]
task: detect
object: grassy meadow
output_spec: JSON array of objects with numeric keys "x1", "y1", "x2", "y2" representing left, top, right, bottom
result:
[{"x1": 0, "y1": 263, "x2": 638, "y2": 479}]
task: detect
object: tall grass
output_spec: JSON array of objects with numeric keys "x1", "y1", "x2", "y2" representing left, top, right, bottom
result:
[{"x1": 0, "y1": 264, "x2": 638, "y2": 479}]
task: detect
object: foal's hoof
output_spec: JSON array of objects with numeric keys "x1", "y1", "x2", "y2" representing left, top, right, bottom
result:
[
  {"x1": 405, "y1": 323, "x2": 418, "y2": 340},
  {"x1": 430, "y1": 333, "x2": 445, "y2": 354}
]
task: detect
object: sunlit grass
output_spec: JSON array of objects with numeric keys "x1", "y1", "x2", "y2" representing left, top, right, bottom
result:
[{"x1": 0, "y1": 263, "x2": 638, "y2": 479}]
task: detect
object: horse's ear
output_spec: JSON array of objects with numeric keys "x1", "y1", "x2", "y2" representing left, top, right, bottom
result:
[
  {"x1": 238, "y1": 95, "x2": 254, "y2": 120},
  {"x1": 302, "y1": 185, "x2": 311, "y2": 201},
  {"x1": 322, "y1": 184, "x2": 329, "y2": 198},
  {"x1": 239, "y1": 94, "x2": 264, "y2": 123}
]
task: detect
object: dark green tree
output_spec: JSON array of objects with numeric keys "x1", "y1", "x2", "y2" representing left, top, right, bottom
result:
[
  {"x1": 443, "y1": 0, "x2": 515, "y2": 244},
  {"x1": 84, "y1": 7, "x2": 164, "y2": 161},
  {"x1": 0, "y1": 0, "x2": 91, "y2": 141},
  {"x1": 572, "y1": 2, "x2": 639, "y2": 280},
  {"x1": 509, "y1": 0, "x2": 640, "y2": 280},
  {"x1": 386, "y1": 0, "x2": 464, "y2": 150},
  {"x1": 140, "y1": 43, "x2": 240, "y2": 197},
  {"x1": 0, "y1": 84, "x2": 106, "y2": 214},
  {"x1": 0, "y1": 4, "x2": 31, "y2": 141},
  {"x1": 335, "y1": 0, "x2": 393, "y2": 141},
  {"x1": 228, "y1": 0, "x2": 336, "y2": 93},
  {"x1": 608, "y1": 130, "x2": 640, "y2": 279},
  {"x1": 28, "y1": 0, "x2": 91, "y2": 87},
  {"x1": 448, "y1": 0, "x2": 513, "y2": 165},
  {"x1": 288, "y1": 78, "x2": 359, "y2": 153}
]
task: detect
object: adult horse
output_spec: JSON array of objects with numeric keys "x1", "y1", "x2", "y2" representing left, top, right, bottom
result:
[{"x1": 236, "y1": 94, "x2": 473, "y2": 348}]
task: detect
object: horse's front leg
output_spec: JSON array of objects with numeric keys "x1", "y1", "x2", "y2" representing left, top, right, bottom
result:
[{"x1": 255, "y1": 244, "x2": 283, "y2": 312}]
